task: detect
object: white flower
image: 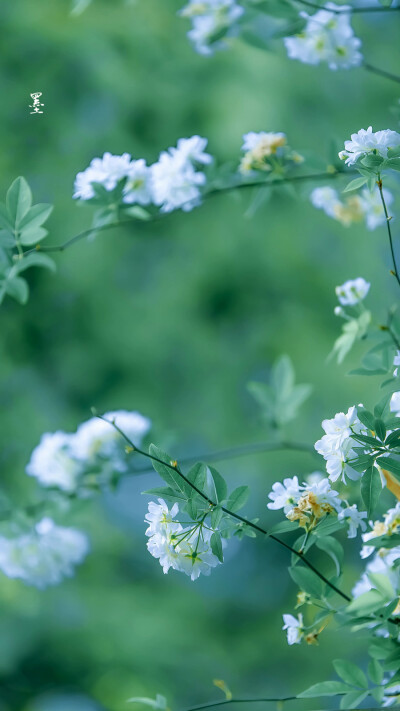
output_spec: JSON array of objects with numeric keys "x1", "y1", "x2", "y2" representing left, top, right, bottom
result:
[
  {"x1": 282, "y1": 613, "x2": 304, "y2": 645},
  {"x1": 284, "y1": 4, "x2": 362, "y2": 71},
  {"x1": 338, "y1": 505, "x2": 368, "y2": 538},
  {"x1": 173, "y1": 136, "x2": 213, "y2": 165},
  {"x1": 241, "y1": 132, "x2": 287, "y2": 155},
  {"x1": 179, "y1": 0, "x2": 244, "y2": 56},
  {"x1": 390, "y1": 391, "x2": 400, "y2": 416},
  {"x1": 72, "y1": 410, "x2": 151, "y2": 467},
  {"x1": 315, "y1": 406, "x2": 364, "y2": 484},
  {"x1": 73, "y1": 152, "x2": 133, "y2": 200},
  {"x1": 310, "y1": 187, "x2": 342, "y2": 218},
  {"x1": 359, "y1": 187, "x2": 394, "y2": 231},
  {"x1": 146, "y1": 521, "x2": 220, "y2": 580},
  {"x1": 122, "y1": 159, "x2": 153, "y2": 205},
  {"x1": 305, "y1": 471, "x2": 325, "y2": 486},
  {"x1": 302, "y1": 477, "x2": 342, "y2": 513},
  {"x1": 352, "y1": 547, "x2": 400, "y2": 598},
  {"x1": 151, "y1": 148, "x2": 207, "y2": 213},
  {"x1": 0, "y1": 518, "x2": 89, "y2": 589},
  {"x1": 144, "y1": 499, "x2": 182, "y2": 538},
  {"x1": 339, "y1": 126, "x2": 400, "y2": 166},
  {"x1": 393, "y1": 350, "x2": 400, "y2": 377},
  {"x1": 267, "y1": 476, "x2": 303, "y2": 514},
  {"x1": 335, "y1": 278, "x2": 370, "y2": 306},
  {"x1": 383, "y1": 683, "x2": 400, "y2": 707},
  {"x1": 26, "y1": 431, "x2": 82, "y2": 492}
]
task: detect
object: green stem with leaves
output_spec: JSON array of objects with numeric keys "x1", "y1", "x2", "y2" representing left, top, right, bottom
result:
[{"x1": 97, "y1": 414, "x2": 352, "y2": 603}]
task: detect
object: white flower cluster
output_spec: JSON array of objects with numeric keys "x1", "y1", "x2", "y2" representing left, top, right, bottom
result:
[
  {"x1": 178, "y1": 0, "x2": 244, "y2": 55},
  {"x1": 314, "y1": 405, "x2": 366, "y2": 483},
  {"x1": 339, "y1": 126, "x2": 400, "y2": 166},
  {"x1": 239, "y1": 131, "x2": 304, "y2": 174},
  {"x1": 27, "y1": 410, "x2": 151, "y2": 492},
  {"x1": 310, "y1": 185, "x2": 394, "y2": 230},
  {"x1": 0, "y1": 518, "x2": 89, "y2": 589},
  {"x1": 284, "y1": 3, "x2": 362, "y2": 71},
  {"x1": 353, "y1": 503, "x2": 400, "y2": 599},
  {"x1": 73, "y1": 136, "x2": 212, "y2": 213},
  {"x1": 335, "y1": 277, "x2": 370, "y2": 306},
  {"x1": 145, "y1": 498, "x2": 220, "y2": 580},
  {"x1": 267, "y1": 473, "x2": 367, "y2": 537}
]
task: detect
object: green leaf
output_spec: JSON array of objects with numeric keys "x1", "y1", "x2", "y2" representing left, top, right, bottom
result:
[
  {"x1": 368, "y1": 658, "x2": 383, "y2": 685},
  {"x1": 204, "y1": 466, "x2": 227, "y2": 503},
  {"x1": 123, "y1": 205, "x2": 151, "y2": 221},
  {"x1": 148, "y1": 444, "x2": 191, "y2": 500},
  {"x1": 186, "y1": 462, "x2": 207, "y2": 492},
  {"x1": 385, "y1": 430, "x2": 400, "y2": 448},
  {"x1": 0, "y1": 204, "x2": 15, "y2": 232},
  {"x1": 5, "y1": 276, "x2": 29, "y2": 304},
  {"x1": 0, "y1": 230, "x2": 15, "y2": 248},
  {"x1": 19, "y1": 225, "x2": 48, "y2": 246},
  {"x1": 142, "y1": 486, "x2": 188, "y2": 502},
  {"x1": 360, "y1": 153, "x2": 384, "y2": 169},
  {"x1": 339, "y1": 690, "x2": 368, "y2": 709},
  {"x1": 210, "y1": 531, "x2": 224, "y2": 562},
  {"x1": 374, "y1": 418, "x2": 386, "y2": 441},
  {"x1": 127, "y1": 695, "x2": 168, "y2": 710},
  {"x1": 315, "y1": 536, "x2": 343, "y2": 577},
  {"x1": 211, "y1": 506, "x2": 223, "y2": 528},
  {"x1": 298, "y1": 681, "x2": 355, "y2": 698},
  {"x1": 6, "y1": 177, "x2": 32, "y2": 227},
  {"x1": 267, "y1": 520, "x2": 297, "y2": 535},
  {"x1": 333, "y1": 659, "x2": 368, "y2": 689},
  {"x1": 18, "y1": 203, "x2": 53, "y2": 231},
  {"x1": 377, "y1": 455, "x2": 400, "y2": 479},
  {"x1": 384, "y1": 157, "x2": 400, "y2": 172},
  {"x1": 368, "y1": 572, "x2": 395, "y2": 599},
  {"x1": 365, "y1": 533, "x2": 400, "y2": 549},
  {"x1": 342, "y1": 177, "x2": 367, "y2": 193},
  {"x1": 13, "y1": 253, "x2": 56, "y2": 274},
  {"x1": 346, "y1": 588, "x2": 387, "y2": 616},
  {"x1": 226, "y1": 485, "x2": 249, "y2": 512},
  {"x1": 289, "y1": 566, "x2": 325, "y2": 598},
  {"x1": 360, "y1": 465, "x2": 382, "y2": 517}
]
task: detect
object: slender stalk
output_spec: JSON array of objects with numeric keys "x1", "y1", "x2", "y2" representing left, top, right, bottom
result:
[
  {"x1": 377, "y1": 176, "x2": 400, "y2": 289},
  {"x1": 97, "y1": 414, "x2": 351, "y2": 603},
  {"x1": 180, "y1": 697, "x2": 297, "y2": 711},
  {"x1": 293, "y1": 0, "x2": 400, "y2": 12},
  {"x1": 364, "y1": 62, "x2": 400, "y2": 85},
  {"x1": 127, "y1": 440, "x2": 317, "y2": 477},
  {"x1": 22, "y1": 169, "x2": 350, "y2": 258}
]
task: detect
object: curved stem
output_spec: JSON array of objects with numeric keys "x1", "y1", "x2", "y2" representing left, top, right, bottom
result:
[
  {"x1": 23, "y1": 169, "x2": 350, "y2": 258},
  {"x1": 377, "y1": 175, "x2": 400, "y2": 289},
  {"x1": 364, "y1": 62, "x2": 400, "y2": 85},
  {"x1": 97, "y1": 414, "x2": 351, "y2": 603}
]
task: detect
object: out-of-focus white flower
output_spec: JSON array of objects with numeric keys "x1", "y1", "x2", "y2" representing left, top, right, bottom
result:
[
  {"x1": 242, "y1": 132, "x2": 287, "y2": 155},
  {"x1": 282, "y1": 613, "x2": 304, "y2": 645},
  {"x1": 122, "y1": 159, "x2": 153, "y2": 205},
  {"x1": 339, "y1": 126, "x2": 400, "y2": 166},
  {"x1": 335, "y1": 278, "x2": 370, "y2": 306},
  {"x1": 151, "y1": 138, "x2": 211, "y2": 213},
  {"x1": 267, "y1": 476, "x2": 303, "y2": 514},
  {"x1": 305, "y1": 471, "x2": 325, "y2": 486},
  {"x1": 0, "y1": 518, "x2": 89, "y2": 589},
  {"x1": 73, "y1": 152, "x2": 133, "y2": 200},
  {"x1": 390, "y1": 391, "x2": 400, "y2": 416},
  {"x1": 338, "y1": 505, "x2": 368, "y2": 538},
  {"x1": 359, "y1": 187, "x2": 394, "y2": 230},
  {"x1": 284, "y1": 4, "x2": 362, "y2": 71},
  {"x1": 393, "y1": 350, "x2": 400, "y2": 377},
  {"x1": 173, "y1": 136, "x2": 213, "y2": 165},
  {"x1": 179, "y1": 0, "x2": 244, "y2": 55},
  {"x1": 352, "y1": 547, "x2": 400, "y2": 598},
  {"x1": 26, "y1": 431, "x2": 82, "y2": 492},
  {"x1": 310, "y1": 186, "x2": 393, "y2": 230},
  {"x1": 72, "y1": 410, "x2": 151, "y2": 467},
  {"x1": 383, "y1": 683, "x2": 400, "y2": 707}
]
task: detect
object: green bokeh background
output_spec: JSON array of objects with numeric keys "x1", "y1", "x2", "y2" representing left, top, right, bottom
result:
[{"x1": 1, "y1": 0, "x2": 400, "y2": 708}]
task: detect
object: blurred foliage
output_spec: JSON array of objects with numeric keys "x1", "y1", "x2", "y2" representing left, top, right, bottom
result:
[{"x1": 1, "y1": 0, "x2": 400, "y2": 709}]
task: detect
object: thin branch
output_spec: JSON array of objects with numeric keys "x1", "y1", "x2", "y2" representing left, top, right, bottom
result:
[
  {"x1": 180, "y1": 696, "x2": 297, "y2": 711},
  {"x1": 294, "y1": 0, "x2": 400, "y2": 12},
  {"x1": 128, "y1": 440, "x2": 317, "y2": 476},
  {"x1": 377, "y1": 176, "x2": 400, "y2": 289},
  {"x1": 22, "y1": 169, "x2": 350, "y2": 258},
  {"x1": 97, "y1": 414, "x2": 351, "y2": 603},
  {"x1": 364, "y1": 62, "x2": 400, "y2": 85}
]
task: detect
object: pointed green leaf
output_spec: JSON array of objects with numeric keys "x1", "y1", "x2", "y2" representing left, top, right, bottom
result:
[{"x1": 6, "y1": 177, "x2": 32, "y2": 226}]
